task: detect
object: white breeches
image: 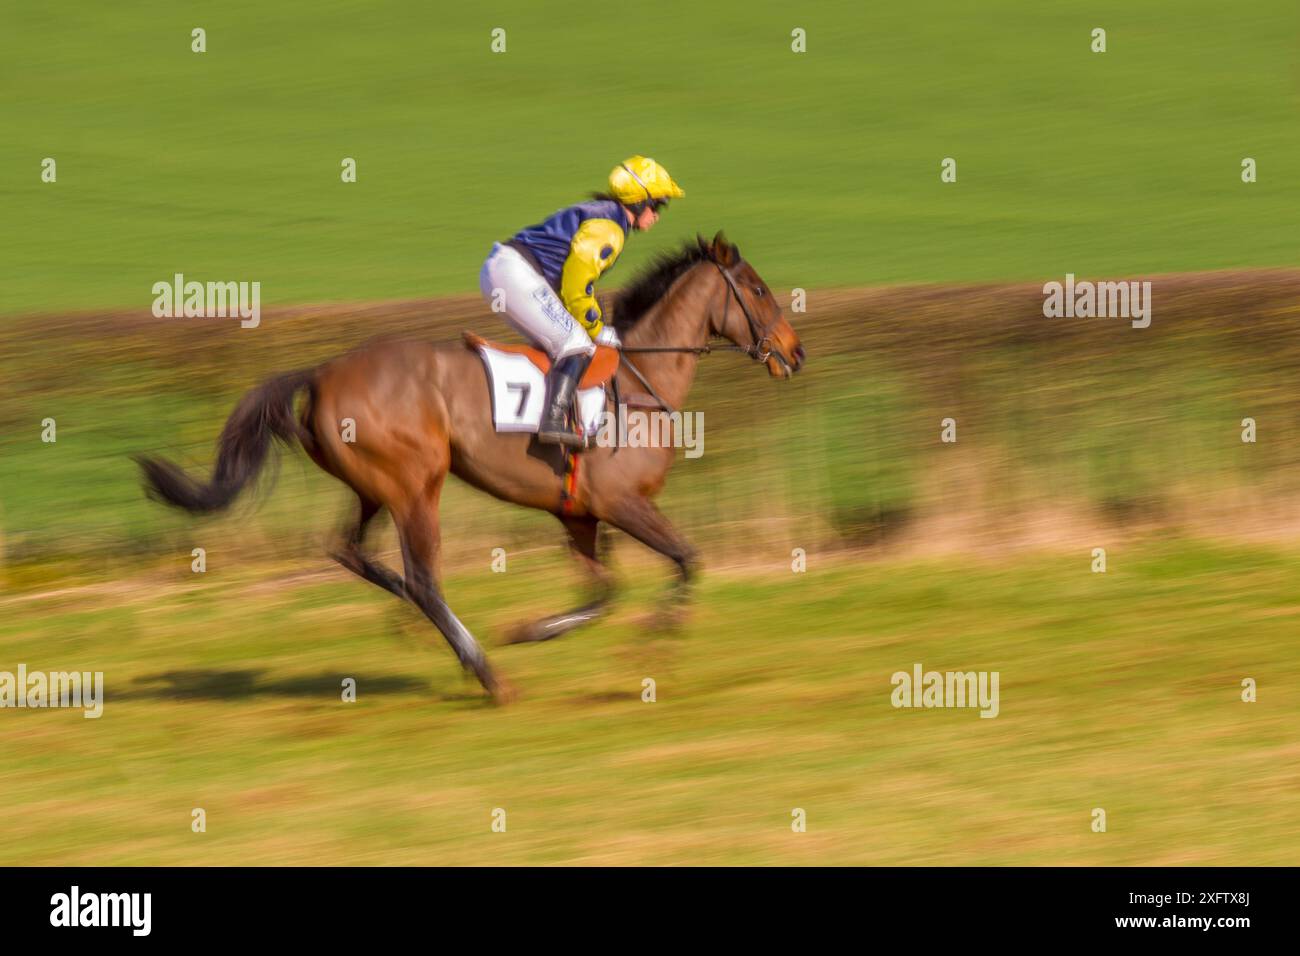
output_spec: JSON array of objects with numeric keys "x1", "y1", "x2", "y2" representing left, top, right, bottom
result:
[{"x1": 479, "y1": 242, "x2": 595, "y2": 360}]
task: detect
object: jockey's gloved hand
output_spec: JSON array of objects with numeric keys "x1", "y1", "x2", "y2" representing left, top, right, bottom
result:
[{"x1": 594, "y1": 326, "x2": 622, "y2": 349}]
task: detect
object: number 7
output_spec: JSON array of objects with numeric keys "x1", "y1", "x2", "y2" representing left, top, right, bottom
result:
[{"x1": 506, "y1": 382, "x2": 531, "y2": 418}]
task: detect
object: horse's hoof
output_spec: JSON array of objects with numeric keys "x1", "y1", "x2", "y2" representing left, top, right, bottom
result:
[
  {"x1": 502, "y1": 621, "x2": 543, "y2": 645},
  {"x1": 487, "y1": 676, "x2": 518, "y2": 705}
]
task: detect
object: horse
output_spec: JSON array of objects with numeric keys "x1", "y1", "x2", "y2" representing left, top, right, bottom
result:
[{"x1": 136, "y1": 232, "x2": 805, "y2": 702}]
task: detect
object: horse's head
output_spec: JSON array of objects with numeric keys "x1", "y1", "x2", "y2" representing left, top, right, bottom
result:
[{"x1": 702, "y1": 231, "x2": 805, "y2": 378}]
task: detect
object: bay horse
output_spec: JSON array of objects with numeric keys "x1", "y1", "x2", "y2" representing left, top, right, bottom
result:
[{"x1": 137, "y1": 232, "x2": 805, "y2": 702}]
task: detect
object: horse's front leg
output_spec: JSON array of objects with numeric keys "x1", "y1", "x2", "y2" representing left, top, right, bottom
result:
[
  {"x1": 504, "y1": 515, "x2": 616, "y2": 644},
  {"x1": 599, "y1": 494, "x2": 696, "y2": 628}
]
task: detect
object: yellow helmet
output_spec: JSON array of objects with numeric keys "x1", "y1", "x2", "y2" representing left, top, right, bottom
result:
[{"x1": 608, "y1": 155, "x2": 685, "y2": 206}]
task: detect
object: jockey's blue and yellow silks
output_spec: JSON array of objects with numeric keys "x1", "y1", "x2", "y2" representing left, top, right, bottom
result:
[
  {"x1": 508, "y1": 199, "x2": 628, "y2": 334},
  {"x1": 560, "y1": 217, "x2": 626, "y2": 332}
]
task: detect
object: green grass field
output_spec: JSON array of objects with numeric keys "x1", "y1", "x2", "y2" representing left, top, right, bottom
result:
[
  {"x1": 3, "y1": 0, "x2": 1298, "y2": 314},
  {"x1": 2, "y1": 544, "x2": 1296, "y2": 865}
]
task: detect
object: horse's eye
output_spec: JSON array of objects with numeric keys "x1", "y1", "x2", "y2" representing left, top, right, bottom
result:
[{"x1": 754, "y1": 286, "x2": 765, "y2": 297}]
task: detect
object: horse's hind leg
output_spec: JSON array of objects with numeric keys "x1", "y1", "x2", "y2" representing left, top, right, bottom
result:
[
  {"x1": 396, "y1": 475, "x2": 513, "y2": 703},
  {"x1": 331, "y1": 495, "x2": 407, "y2": 600},
  {"x1": 504, "y1": 515, "x2": 615, "y2": 645}
]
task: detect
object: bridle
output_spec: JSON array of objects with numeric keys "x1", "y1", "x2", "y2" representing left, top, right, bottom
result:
[{"x1": 613, "y1": 257, "x2": 791, "y2": 416}]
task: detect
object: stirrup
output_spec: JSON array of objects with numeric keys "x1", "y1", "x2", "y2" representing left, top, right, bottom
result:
[{"x1": 538, "y1": 426, "x2": 585, "y2": 448}]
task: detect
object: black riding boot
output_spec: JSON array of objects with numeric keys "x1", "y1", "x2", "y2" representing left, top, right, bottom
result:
[{"x1": 537, "y1": 352, "x2": 592, "y2": 447}]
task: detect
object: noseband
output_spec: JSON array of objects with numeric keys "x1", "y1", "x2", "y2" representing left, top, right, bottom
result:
[{"x1": 713, "y1": 260, "x2": 787, "y2": 367}]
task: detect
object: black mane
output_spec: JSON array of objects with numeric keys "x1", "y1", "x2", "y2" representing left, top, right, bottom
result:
[{"x1": 610, "y1": 238, "x2": 716, "y2": 331}]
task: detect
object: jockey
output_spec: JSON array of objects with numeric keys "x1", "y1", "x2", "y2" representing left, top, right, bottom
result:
[{"x1": 480, "y1": 155, "x2": 685, "y2": 446}]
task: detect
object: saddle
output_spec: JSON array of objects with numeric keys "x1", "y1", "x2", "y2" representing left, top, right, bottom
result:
[{"x1": 461, "y1": 332, "x2": 620, "y2": 389}]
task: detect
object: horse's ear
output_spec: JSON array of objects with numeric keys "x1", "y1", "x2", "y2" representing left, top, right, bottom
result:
[{"x1": 711, "y1": 230, "x2": 740, "y2": 265}]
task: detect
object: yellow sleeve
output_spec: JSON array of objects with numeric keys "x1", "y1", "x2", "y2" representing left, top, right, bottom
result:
[{"x1": 560, "y1": 218, "x2": 625, "y2": 334}]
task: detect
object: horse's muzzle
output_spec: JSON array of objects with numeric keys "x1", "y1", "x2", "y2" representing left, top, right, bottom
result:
[{"x1": 768, "y1": 344, "x2": 805, "y2": 378}]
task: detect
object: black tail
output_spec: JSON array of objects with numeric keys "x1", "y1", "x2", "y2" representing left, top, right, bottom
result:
[{"x1": 136, "y1": 368, "x2": 314, "y2": 515}]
